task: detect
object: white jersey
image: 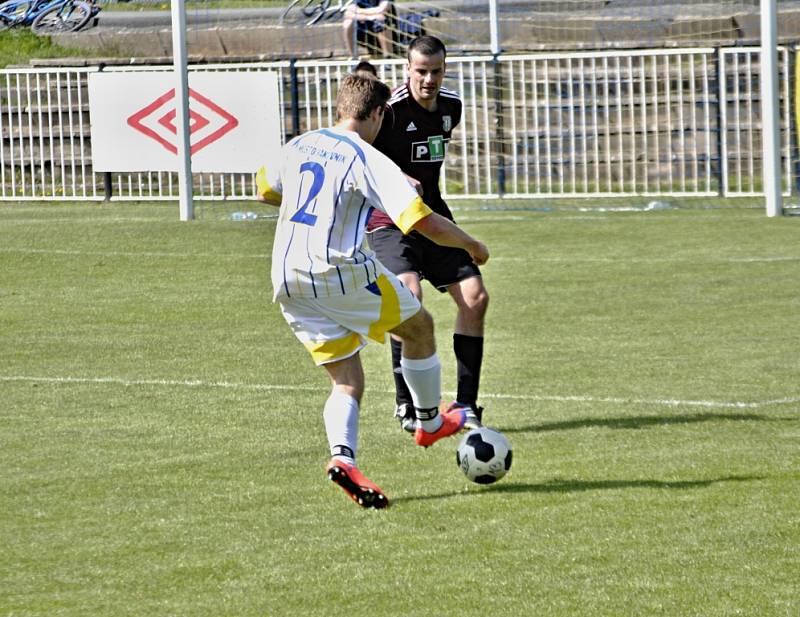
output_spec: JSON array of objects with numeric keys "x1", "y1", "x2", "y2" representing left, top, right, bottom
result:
[{"x1": 257, "y1": 127, "x2": 432, "y2": 300}]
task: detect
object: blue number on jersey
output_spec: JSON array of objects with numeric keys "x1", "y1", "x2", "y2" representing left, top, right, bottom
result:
[{"x1": 290, "y1": 162, "x2": 325, "y2": 226}]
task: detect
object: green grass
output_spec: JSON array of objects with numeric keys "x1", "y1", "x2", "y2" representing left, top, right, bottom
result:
[
  {"x1": 1, "y1": 200, "x2": 799, "y2": 616},
  {"x1": 0, "y1": 30, "x2": 108, "y2": 68}
]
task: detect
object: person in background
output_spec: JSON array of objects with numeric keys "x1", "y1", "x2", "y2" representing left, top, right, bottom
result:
[
  {"x1": 353, "y1": 59, "x2": 378, "y2": 76},
  {"x1": 342, "y1": 0, "x2": 394, "y2": 58}
]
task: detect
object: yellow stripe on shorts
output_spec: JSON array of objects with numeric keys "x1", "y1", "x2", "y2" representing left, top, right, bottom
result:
[
  {"x1": 305, "y1": 332, "x2": 363, "y2": 365},
  {"x1": 367, "y1": 274, "x2": 402, "y2": 343}
]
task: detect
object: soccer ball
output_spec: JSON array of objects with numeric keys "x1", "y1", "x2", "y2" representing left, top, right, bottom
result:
[{"x1": 455, "y1": 427, "x2": 513, "y2": 484}]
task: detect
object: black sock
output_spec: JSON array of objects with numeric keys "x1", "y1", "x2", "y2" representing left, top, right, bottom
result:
[
  {"x1": 454, "y1": 333, "x2": 483, "y2": 408},
  {"x1": 391, "y1": 337, "x2": 413, "y2": 407}
]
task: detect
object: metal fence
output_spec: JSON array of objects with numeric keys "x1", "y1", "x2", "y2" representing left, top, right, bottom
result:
[
  {"x1": 0, "y1": 47, "x2": 792, "y2": 201},
  {"x1": 498, "y1": 47, "x2": 792, "y2": 198}
]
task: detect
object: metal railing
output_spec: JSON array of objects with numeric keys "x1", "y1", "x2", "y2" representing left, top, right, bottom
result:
[{"x1": 0, "y1": 47, "x2": 792, "y2": 201}]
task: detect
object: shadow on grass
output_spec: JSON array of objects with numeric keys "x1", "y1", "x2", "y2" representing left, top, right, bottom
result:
[
  {"x1": 391, "y1": 475, "x2": 763, "y2": 505},
  {"x1": 500, "y1": 412, "x2": 778, "y2": 434}
]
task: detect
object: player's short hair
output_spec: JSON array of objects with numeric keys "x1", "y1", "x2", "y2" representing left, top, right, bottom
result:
[
  {"x1": 336, "y1": 73, "x2": 391, "y2": 121},
  {"x1": 407, "y1": 35, "x2": 447, "y2": 61},
  {"x1": 353, "y1": 60, "x2": 378, "y2": 77}
]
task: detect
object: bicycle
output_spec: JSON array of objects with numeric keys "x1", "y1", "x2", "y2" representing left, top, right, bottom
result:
[
  {"x1": 0, "y1": 0, "x2": 99, "y2": 33},
  {"x1": 280, "y1": 0, "x2": 356, "y2": 27},
  {"x1": 31, "y1": 0, "x2": 99, "y2": 33}
]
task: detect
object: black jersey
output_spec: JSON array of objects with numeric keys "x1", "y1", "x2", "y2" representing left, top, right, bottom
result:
[{"x1": 367, "y1": 83, "x2": 462, "y2": 230}]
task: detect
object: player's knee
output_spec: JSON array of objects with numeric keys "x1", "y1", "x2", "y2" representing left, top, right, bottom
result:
[
  {"x1": 411, "y1": 306, "x2": 434, "y2": 339},
  {"x1": 324, "y1": 357, "x2": 365, "y2": 401},
  {"x1": 394, "y1": 306, "x2": 433, "y2": 342},
  {"x1": 477, "y1": 288, "x2": 490, "y2": 311},
  {"x1": 465, "y1": 288, "x2": 489, "y2": 319}
]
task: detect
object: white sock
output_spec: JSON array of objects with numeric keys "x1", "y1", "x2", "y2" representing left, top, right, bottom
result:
[
  {"x1": 400, "y1": 353, "x2": 442, "y2": 433},
  {"x1": 322, "y1": 389, "x2": 359, "y2": 465}
]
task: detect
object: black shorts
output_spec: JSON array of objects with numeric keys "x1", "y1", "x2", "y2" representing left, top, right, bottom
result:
[
  {"x1": 367, "y1": 227, "x2": 481, "y2": 292},
  {"x1": 357, "y1": 19, "x2": 386, "y2": 37}
]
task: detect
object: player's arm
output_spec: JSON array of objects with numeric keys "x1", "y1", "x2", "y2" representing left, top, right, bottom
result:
[
  {"x1": 255, "y1": 165, "x2": 282, "y2": 206},
  {"x1": 355, "y1": 0, "x2": 390, "y2": 19},
  {"x1": 404, "y1": 173, "x2": 423, "y2": 196},
  {"x1": 365, "y1": 146, "x2": 486, "y2": 264},
  {"x1": 410, "y1": 212, "x2": 489, "y2": 266}
]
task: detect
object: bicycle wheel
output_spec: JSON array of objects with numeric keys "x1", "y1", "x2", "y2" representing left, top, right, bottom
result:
[
  {"x1": 306, "y1": 1, "x2": 333, "y2": 26},
  {"x1": 320, "y1": 0, "x2": 355, "y2": 23},
  {"x1": 280, "y1": 0, "x2": 328, "y2": 26},
  {"x1": 31, "y1": 0, "x2": 92, "y2": 34},
  {"x1": 0, "y1": 0, "x2": 33, "y2": 30}
]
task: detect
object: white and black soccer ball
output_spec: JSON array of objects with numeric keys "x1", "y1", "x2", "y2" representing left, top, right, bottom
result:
[{"x1": 456, "y1": 427, "x2": 513, "y2": 484}]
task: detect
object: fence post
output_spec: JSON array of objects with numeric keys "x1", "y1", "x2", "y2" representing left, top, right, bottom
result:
[
  {"x1": 791, "y1": 46, "x2": 800, "y2": 194},
  {"x1": 289, "y1": 58, "x2": 300, "y2": 138},
  {"x1": 493, "y1": 56, "x2": 506, "y2": 196},
  {"x1": 170, "y1": 0, "x2": 194, "y2": 221},
  {"x1": 489, "y1": 0, "x2": 505, "y2": 196},
  {"x1": 103, "y1": 172, "x2": 113, "y2": 201},
  {"x1": 716, "y1": 48, "x2": 727, "y2": 197},
  {"x1": 760, "y1": 0, "x2": 782, "y2": 216}
]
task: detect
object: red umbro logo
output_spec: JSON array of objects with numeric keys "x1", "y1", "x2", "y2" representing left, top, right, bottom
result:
[{"x1": 127, "y1": 88, "x2": 239, "y2": 155}]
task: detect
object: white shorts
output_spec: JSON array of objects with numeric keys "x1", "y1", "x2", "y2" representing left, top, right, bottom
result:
[{"x1": 278, "y1": 272, "x2": 421, "y2": 366}]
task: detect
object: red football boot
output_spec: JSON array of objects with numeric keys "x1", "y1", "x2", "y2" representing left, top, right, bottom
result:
[
  {"x1": 326, "y1": 458, "x2": 389, "y2": 509},
  {"x1": 414, "y1": 405, "x2": 467, "y2": 447}
]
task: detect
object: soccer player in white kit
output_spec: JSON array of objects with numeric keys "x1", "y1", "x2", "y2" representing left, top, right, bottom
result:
[{"x1": 256, "y1": 73, "x2": 489, "y2": 509}]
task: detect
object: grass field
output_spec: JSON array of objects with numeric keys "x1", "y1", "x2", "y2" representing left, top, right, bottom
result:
[
  {"x1": 0, "y1": 30, "x2": 102, "y2": 68},
  {"x1": 1, "y1": 200, "x2": 799, "y2": 616}
]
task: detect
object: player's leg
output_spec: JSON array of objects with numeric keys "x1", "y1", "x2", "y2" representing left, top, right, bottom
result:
[
  {"x1": 367, "y1": 227, "x2": 425, "y2": 432},
  {"x1": 448, "y1": 274, "x2": 489, "y2": 423},
  {"x1": 277, "y1": 297, "x2": 386, "y2": 508},
  {"x1": 321, "y1": 354, "x2": 388, "y2": 509},
  {"x1": 305, "y1": 270, "x2": 462, "y2": 450},
  {"x1": 390, "y1": 307, "x2": 466, "y2": 447},
  {"x1": 321, "y1": 352, "x2": 364, "y2": 466},
  {"x1": 389, "y1": 271, "x2": 422, "y2": 431},
  {"x1": 422, "y1": 236, "x2": 488, "y2": 427}
]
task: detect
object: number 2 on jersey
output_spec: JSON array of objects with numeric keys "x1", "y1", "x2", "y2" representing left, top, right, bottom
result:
[{"x1": 290, "y1": 161, "x2": 325, "y2": 226}]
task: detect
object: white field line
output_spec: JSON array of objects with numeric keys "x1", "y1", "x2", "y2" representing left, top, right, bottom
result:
[
  {"x1": 1, "y1": 375, "x2": 797, "y2": 411},
  {"x1": 2, "y1": 246, "x2": 798, "y2": 264},
  {"x1": 491, "y1": 255, "x2": 800, "y2": 263},
  {"x1": 0, "y1": 217, "x2": 167, "y2": 224},
  {"x1": 0, "y1": 247, "x2": 269, "y2": 260}
]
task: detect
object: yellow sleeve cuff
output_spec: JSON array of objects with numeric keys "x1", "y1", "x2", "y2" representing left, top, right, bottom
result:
[
  {"x1": 256, "y1": 165, "x2": 282, "y2": 205},
  {"x1": 394, "y1": 196, "x2": 433, "y2": 234}
]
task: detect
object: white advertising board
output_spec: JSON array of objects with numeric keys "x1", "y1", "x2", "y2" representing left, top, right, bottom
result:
[{"x1": 89, "y1": 71, "x2": 281, "y2": 173}]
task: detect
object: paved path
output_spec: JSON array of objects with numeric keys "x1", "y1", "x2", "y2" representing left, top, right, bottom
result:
[{"x1": 95, "y1": 0, "x2": 788, "y2": 31}]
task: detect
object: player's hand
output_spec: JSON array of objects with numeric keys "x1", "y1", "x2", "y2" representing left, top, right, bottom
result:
[
  {"x1": 468, "y1": 241, "x2": 489, "y2": 266},
  {"x1": 405, "y1": 174, "x2": 423, "y2": 196}
]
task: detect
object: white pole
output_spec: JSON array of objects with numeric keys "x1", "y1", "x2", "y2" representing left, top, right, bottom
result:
[
  {"x1": 171, "y1": 0, "x2": 194, "y2": 221},
  {"x1": 489, "y1": 0, "x2": 500, "y2": 55},
  {"x1": 760, "y1": 0, "x2": 782, "y2": 217}
]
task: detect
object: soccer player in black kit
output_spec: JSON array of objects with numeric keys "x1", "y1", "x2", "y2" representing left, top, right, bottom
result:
[{"x1": 366, "y1": 36, "x2": 490, "y2": 433}]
